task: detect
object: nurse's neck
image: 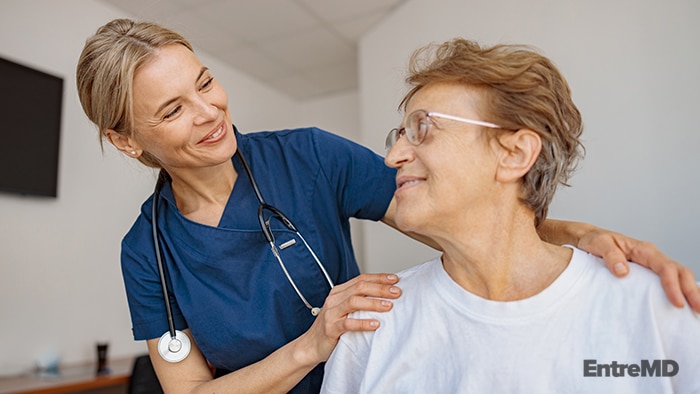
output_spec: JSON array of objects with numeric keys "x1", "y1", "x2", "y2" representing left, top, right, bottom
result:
[{"x1": 169, "y1": 161, "x2": 237, "y2": 226}]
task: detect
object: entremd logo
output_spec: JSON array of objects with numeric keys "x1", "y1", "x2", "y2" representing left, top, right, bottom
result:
[{"x1": 583, "y1": 359, "x2": 679, "y2": 377}]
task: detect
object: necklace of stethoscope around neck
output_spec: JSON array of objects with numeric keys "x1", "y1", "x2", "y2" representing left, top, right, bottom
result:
[{"x1": 151, "y1": 148, "x2": 334, "y2": 362}]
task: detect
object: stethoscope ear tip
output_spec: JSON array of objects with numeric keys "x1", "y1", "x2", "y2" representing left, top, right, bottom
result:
[{"x1": 157, "y1": 330, "x2": 191, "y2": 363}]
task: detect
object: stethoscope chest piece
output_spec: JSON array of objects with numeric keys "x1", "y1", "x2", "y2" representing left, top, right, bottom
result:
[{"x1": 158, "y1": 330, "x2": 191, "y2": 363}]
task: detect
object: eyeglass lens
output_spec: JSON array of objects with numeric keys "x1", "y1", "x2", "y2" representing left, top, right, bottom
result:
[{"x1": 386, "y1": 110, "x2": 430, "y2": 151}]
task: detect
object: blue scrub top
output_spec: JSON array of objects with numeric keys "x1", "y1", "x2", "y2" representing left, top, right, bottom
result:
[{"x1": 120, "y1": 127, "x2": 396, "y2": 393}]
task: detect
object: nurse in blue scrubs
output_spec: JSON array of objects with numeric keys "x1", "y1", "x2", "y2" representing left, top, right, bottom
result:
[{"x1": 76, "y1": 19, "x2": 700, "y2": 394}]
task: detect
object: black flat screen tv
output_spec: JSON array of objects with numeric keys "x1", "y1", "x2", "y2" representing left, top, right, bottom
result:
[{"x1": 0, "y1": 56, "x2": 63, "y2": 197}]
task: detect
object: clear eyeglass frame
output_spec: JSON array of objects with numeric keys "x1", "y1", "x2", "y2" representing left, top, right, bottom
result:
[{"x1": 385, "y1": 109, "x2": 508, "y2": 151}]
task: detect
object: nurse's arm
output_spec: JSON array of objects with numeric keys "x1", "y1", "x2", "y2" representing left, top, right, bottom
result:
[
  {"x1": 146, "y1": 273, "x2": 401, "y2": 394},
  {"x1": 381, "y1": 198, "x2": 700, "y2": 313},
  {"x1": 146, "y1": 330, "x2": 316, "y2": 394},
  {"x1": 379, "y1": 198, "x2": 440, "y2": 250}
]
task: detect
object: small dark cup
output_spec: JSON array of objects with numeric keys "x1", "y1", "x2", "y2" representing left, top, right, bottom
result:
[{"x1": 96, "y1": 342, "x2": 109, "y2": 375}]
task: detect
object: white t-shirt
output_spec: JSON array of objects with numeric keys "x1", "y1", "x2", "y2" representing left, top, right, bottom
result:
[{"x1": 321, "y1": 247, "x2": 700, "y2": 393}]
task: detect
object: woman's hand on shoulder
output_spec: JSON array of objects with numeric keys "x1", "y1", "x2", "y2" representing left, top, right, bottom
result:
[
  {"x1": 578, "y1": 227, "x2": 700, "y2": 313},
  {"x1": 299, "y1": 273, "x2": 401, "y2": 365}
]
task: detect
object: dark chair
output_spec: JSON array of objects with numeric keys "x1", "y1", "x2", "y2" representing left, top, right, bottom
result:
[{"x1": 127, "y1": 354, "x2": 164, "y2": 394}]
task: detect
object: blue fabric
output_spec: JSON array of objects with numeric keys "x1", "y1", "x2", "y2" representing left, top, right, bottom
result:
[{"x1": 120, "y1": 127, "x2": 396, "y2": 393}]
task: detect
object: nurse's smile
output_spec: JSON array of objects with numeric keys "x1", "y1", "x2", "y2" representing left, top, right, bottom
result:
[{"x1": 199, "y1": 123, "x2": 227, "y2": 145}]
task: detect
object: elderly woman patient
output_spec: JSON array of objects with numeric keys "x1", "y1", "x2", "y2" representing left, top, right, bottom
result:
[{"x1": 321, "y1": 39, "x2": 700, "y2": 393}]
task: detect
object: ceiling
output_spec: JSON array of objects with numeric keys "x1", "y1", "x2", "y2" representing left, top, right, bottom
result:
[{"x1": 99, "y1": 0, "x2": 407, "y2": 100}]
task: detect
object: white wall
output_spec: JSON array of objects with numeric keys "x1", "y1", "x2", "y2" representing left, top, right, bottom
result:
[
  {"x1": 359, "y1": 0, "x2": 700, "y2": 278},
  {"x1": 0, "y1": 0, "x2": 355, "y2": 374}
]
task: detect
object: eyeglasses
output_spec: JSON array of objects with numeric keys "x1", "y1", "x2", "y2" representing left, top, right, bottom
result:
[{"x1": 385, "y1": 109, "x2": 508, "y2": 151}]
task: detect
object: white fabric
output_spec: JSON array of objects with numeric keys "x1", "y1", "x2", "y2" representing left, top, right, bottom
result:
[{"x1": 322, "y1": 247, "x2": 700, "y2": 393}]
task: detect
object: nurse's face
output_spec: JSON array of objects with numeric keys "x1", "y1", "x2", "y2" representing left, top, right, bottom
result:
[
  {"x1": 385, "y1": 82, "x2": 499, "y2": 237},
  {"x1": 130, "y1": 44, "x2": 236, "y2": 171}
]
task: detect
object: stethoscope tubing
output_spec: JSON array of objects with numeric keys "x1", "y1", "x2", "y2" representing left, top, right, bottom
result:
[
  {"x1": 237, "y1": 149, "x2": 335, "y2": 310},
  {"x1": 152, "y1": 170, "x2": 191, "y2": 362},
  {"x1": 151, "y1": 145, "x2": 334, "y2": 362},
  {"x1": 153, "y1": 171, "x2": 176, "y2": 339}
]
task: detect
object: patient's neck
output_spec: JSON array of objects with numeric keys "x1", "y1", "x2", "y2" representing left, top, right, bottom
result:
[{"x1": 437, "y1": 213, "x2": 572, "y2": 302}]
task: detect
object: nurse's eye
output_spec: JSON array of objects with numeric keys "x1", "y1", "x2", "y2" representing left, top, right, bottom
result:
[
  {"x1": 163, "y1": 105, "x2": 181, "y2": 120},
  {"x1": 200, "y1": 77, "x2": 214, "y2": 91}
]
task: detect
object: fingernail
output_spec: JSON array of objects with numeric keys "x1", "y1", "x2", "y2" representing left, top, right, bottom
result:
[
  {"x1": 613, "y1": 262, "x2": 627, "y2": 275},
  {"x1": 381, "y1": 300, "x2": 392, "y2": 307},
  {"x1": 387, "y1": 274, "x2": 398, "y2": 281},
  {"x1": 369, "y1": 321, "x2": 379, "y2": 327},
  {"x1": 389, "y1": 286, "x2": 399, "y2": 294}
]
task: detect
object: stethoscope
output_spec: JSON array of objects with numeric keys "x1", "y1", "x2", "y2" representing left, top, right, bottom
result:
[{"x1": 152, "y1": 149, "x2": 335, "y2": 363}]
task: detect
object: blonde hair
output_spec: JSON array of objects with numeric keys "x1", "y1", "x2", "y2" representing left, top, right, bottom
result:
[
  {"x1": 76, "y1": 18, "x2": 193, "y2": 168},
  {"x1": 401, "y1": 38, "x2": 584, "y2": 226}
]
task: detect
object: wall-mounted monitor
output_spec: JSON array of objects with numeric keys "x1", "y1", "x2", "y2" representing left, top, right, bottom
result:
[{"x1": 0, "y1": 56, "x2": 63, "y2": 197}]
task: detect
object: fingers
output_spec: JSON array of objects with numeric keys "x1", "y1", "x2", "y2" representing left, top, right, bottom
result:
[
  {"x1": 600, "y1": 249, "x2": 630, "y2": 277},
  {"x1": 626, "y1": 241, "x2": 682, "y2": 308},
  {"x1": 346, "y1": 272, "x2": 400, "y2": 287},
  {"x1": 321, "y1": 306, "x2": 384, "y2": 342},
  {"x1": 587, "y1": 234, "x2": 699, "y2": 310},
  {"x1": 578, "y1": 229, "x2": 630, "y2": 277},
  {"x1": 321, "y1": 273, "x2": 401, "y2": 333},
  {"x1": 333, "y1": 313, "x2": 381, "y2": 332},
  {"x1": 325, "y1": 274, "x2": 400, "y2": 318},
  {"x1": 657, "y1": 263, "x2": 686, "y2": 308},
  {"x1": 628, "y1": 242, "x2": 691, "y2": 309},
  {"x1": 303, "y1": 274, "x2": 402, "y2": 362},
  {"x1": 331, "y1": 273, "x2": 401, "y2": 301},
  {"x1": 678, "y1": 266, "x2": 700, "y2": 313}
]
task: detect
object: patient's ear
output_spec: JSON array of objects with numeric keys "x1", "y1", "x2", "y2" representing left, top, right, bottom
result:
[
  {"x1": 104, "y1": 129, "x2": 141, "y2": 158},
  {"x1": 495, "y1": 129, "x2": 541, "y2": 183}
]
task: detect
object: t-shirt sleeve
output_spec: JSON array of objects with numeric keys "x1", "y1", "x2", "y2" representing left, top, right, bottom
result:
[
  {"x1": 309, "y1": 128, "x2": 396, "y2": 221},
  {"x1": 645, "y1": 275, "x2": 700, "y2": 392},
  {"x1": 321, "y1": 332, "x2": 371, "y2": 393}
]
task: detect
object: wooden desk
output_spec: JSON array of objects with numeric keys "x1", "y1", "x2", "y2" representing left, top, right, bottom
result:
[{"x1": 0, "y1": 357, "x2": 133, "y2": 394}]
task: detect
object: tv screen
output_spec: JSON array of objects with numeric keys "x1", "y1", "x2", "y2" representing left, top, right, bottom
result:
[{"x1": 0, "y1": 57, "x2": 63, "y2": 197}]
